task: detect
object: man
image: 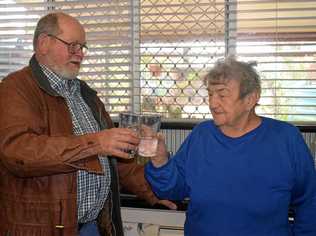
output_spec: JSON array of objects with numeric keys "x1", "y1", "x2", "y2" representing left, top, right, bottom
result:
[
  {"x1": 0, "y1": 12, "x2": 175, "y2": 236},
  {"x1": 145, "y1": 57, "x2": 316, "y2": 235}
]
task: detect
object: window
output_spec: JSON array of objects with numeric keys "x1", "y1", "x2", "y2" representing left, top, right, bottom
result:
[
  {"x1": 0, "y1": 0, "x2": 133, "y2": 115},
  {"x1": 0, "y1": 0, "x2": 315, "y2": 123},
  {"x1": 0, "y1": 0, "x2": 40, "y2": 78},
  {"x1": 140, "y1": 0, "x2": 225, "y2": 119},
  {"x1": 229, "y1": 0, "x2": 316, "y2": 122}
]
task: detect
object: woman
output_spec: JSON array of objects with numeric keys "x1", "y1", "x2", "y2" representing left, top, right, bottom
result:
[{"x1": 145, "y1": 57, "x2": 316, "y2": 236}]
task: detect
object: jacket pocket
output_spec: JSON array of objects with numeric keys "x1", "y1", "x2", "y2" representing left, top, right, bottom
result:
[
  {"x1": 10, "y1": 199, "x2": 60, "y2": 224},
  {"x1": 0, "y1": 196, "x2": 62, "y2": 235}
]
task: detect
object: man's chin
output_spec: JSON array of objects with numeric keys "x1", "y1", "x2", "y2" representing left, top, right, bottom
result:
[{"x1": 57, "y1": 70, "x2": 79, "y2": 80}]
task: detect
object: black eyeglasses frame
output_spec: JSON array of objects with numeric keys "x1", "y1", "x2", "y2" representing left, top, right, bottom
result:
[{"x1": 47, "y1": 34, "x2": 88, "y2": 54}]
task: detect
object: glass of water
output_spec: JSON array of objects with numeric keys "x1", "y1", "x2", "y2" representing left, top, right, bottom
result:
[
  {"x1": 138, "y1": 113, "x2": 161, "y2": 157},
  {"x1": 119, "y1": 112, "x2": 140, "y2": 158}
]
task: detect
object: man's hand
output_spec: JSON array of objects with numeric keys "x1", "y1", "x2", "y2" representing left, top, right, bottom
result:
[
  {"x1": 156, "y1": 199, "x2": 178, "y2": 210},
  {"x1": 97, "y1": 128, "x2": 139, "y2": 159}
]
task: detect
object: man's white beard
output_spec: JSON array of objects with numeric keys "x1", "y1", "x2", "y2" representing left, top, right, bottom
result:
[{"x1": 51, "y1": 64, "x2": 79, "y2": 79}]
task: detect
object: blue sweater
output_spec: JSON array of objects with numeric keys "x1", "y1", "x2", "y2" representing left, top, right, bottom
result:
[{"x1": 145, "y1": 117, "x2": 316, "y2": 236}]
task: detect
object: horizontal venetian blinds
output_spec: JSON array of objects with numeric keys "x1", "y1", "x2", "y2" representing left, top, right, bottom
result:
[
  {"x1": 1, "y1": 0, "x2": 316, "y2": 122},
  {"x1": 0, "y1": 1, "x2": 41, "y2": 78},
  {"x1": 227, "y1": 0, "x2": 316, "y2": 122},
  {"x1": 0, "y1": 0, "x2": 133, "y2": 115}
]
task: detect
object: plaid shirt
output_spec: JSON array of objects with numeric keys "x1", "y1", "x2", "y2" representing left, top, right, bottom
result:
[{"x1": 40, "y1": 65, "x2": 111, "y2": 223}]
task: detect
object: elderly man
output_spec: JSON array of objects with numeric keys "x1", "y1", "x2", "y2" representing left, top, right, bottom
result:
[
  {"x1": 145, "y1": 57, "x2": 316, "y2": 236},
  {"x1": 0, "y1": 12, "x2": 175, "y2": 236}
]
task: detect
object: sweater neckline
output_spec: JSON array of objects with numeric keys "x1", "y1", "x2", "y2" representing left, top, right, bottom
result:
[{"x1": 210, "y1": 117, "x2": 267, "y2": 145}]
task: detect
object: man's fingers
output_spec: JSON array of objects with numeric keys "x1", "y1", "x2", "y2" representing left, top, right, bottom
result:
[
  {"x1": 111, "y1": 148, "x2": 135, "y2": 159},
  {"x1": 157, "y1": 200, "x2": 178, "y2": 210}
]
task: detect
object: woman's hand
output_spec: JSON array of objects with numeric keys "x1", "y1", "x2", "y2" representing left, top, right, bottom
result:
[{"x1": 149, "y1": 133, "x2": 169, "y2": 168}]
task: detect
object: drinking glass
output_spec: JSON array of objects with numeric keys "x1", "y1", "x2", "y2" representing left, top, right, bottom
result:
[
  {"x1": 119, "y1": 112, "x2": 140, "y2": 158},
  {"x1": 138, "y1": 113, "x2": 161, "y2": 157}
]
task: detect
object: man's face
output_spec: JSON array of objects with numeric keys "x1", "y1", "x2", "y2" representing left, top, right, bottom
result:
[
  {"x1": 45, "y1": 16, "x2": 86, "y2": 79},
  {"x1": 208, "y1": 79, "x2": 253, "y2": 128}
]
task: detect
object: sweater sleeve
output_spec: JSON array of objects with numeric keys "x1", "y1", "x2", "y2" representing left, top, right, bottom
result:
[
  {"x1": 145, "y1": 133, "x2": 192, "y2": 200},
  {"x1": 290, "y1": 130, "x2": 316, "y2": 235}
]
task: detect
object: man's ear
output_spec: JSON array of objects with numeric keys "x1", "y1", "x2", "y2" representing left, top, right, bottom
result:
[{"x1": 36, "y1": 34, "x2": 50, "y2": 54}]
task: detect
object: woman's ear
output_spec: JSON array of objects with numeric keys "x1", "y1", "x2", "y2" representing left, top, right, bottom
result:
[{"x1": 245, "y1": 91, "x2": 260, "y2": 110}]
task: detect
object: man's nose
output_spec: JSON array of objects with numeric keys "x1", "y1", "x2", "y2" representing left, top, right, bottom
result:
[
  {"x1": 72, "y1": 49, "x2": 84, "y2": 60},
  {"x1": 76, "y1": 48, "x2": 85, "y2": 57}
]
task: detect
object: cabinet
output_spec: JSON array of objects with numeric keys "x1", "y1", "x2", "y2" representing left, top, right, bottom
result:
[{"x1": 121, "y1": 207, "x2": 185, "y2": 236}]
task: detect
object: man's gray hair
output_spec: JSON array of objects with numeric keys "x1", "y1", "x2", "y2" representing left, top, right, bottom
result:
[
  {"x1": 33, "y1": 13, "x2": 61, "y2": 51},
  {"x1": 204, "y1": 56, "x2": 261, "y2": 98}
]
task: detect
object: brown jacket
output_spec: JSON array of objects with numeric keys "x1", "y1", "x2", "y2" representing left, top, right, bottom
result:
[{"x1": 0, "y1": 55, "x2": 158, "y2": 236}]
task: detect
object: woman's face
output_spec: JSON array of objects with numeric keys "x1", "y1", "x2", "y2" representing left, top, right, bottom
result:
[{"x1": 208, "y1": 79, "x2": 256, "y2": 129}]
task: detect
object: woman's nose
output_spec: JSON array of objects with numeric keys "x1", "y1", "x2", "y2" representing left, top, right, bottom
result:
[{"x1": 208, "y1": 94, "x2": 218, "y2": 108}]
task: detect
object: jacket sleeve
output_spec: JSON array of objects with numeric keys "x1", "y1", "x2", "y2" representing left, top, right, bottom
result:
[
  {"x1": 0, "y1": 72, "x2": 104, "y2": 178},
  {"x1": 92, "y1": 89, "x2": 161, "y2": 206},
  {"x1": 117, "y1": 159, "x2": 159, "y2": 205}
]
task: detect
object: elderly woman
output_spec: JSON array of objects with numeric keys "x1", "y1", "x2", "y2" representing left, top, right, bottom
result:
[{"x1": 145, "y1": 57, "x2": 316, "y2": 236}]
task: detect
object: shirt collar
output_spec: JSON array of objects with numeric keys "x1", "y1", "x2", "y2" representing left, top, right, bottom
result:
[{"x1": 39, "y1": 64, "x2": 80, "y2": 96}]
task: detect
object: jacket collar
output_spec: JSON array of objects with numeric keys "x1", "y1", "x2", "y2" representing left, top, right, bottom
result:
[
  {"x1": 29, "y1": 55, "x2": 106, "y2": 129},
  {"x1": 29, "y1": 54, "x2": 97, "y2": 99}
]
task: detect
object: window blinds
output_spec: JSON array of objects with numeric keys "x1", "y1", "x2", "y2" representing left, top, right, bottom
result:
[
  {"x1": 0, "y1": 0, "x2": 315, "y2": 122},
  {"x1": 227, "y1": 0, "x2": 316, "y2": 122},
  {"x1": 0, "y1": 0, "x2": 134, "y2": 115}
]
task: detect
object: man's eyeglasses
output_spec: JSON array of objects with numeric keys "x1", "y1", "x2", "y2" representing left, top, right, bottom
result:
[{"x1": 47, "y1": 34, "x2": 88, "y2": 54}]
